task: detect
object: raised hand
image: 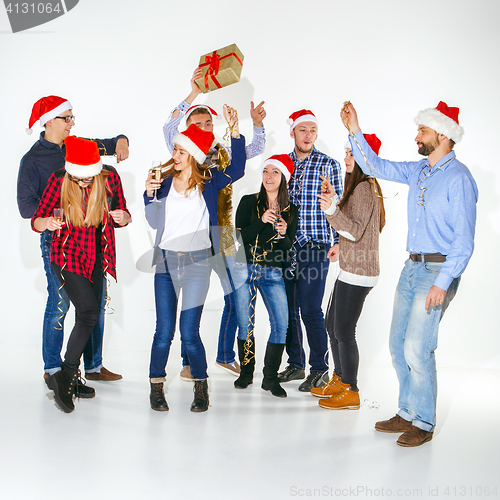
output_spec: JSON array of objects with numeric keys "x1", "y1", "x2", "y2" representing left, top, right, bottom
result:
[
  {"x1": 223, "y1": 104, "x2": 240, "y2": 138},
  {"x1": 340, "y1": 101, "x2": 361, "y2": 135},
  {"x1": 250, "y1": 100, "x2": 266, "y2": 127}
]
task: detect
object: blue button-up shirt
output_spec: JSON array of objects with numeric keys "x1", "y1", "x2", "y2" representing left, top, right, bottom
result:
[
  {"x1": 349, "y1": 131, "x2": 478, "y2": 290},
  {"x1": 288, "y1": 147, "x2": 343, "y2": 247},
  {"x1": 163, "y1": 100, "x2": 266, "y2": 160}
]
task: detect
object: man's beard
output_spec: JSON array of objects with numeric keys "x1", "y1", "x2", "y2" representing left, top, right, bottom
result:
[
  {"x1": 296, "y1": 143, "x2": 313, "y2": 155},
  {"x1": 418, "y1": 136, "x2": 440, "y2": 156}
]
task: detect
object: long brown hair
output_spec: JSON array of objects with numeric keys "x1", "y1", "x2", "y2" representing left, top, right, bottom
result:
[
  {"x1": 257, "y1": 173, "x2": 294, "y2": 223},
  {"x1": 61, "y1": 170, "x2": 110, "y2": 227},
  {"x1": 163, "y1": 155, "x2": 210, "y2": 197},
  {"x1": 338, "y1": 163, "x2": 385, "y2": 233}
]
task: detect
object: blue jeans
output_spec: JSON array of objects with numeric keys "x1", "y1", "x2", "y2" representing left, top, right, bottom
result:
[
  {"x1": 232, "y1": 262, "x2": 288, "y2": 344},
  {"x1": 283, "y1": 243, "x2": 330, "y2": 372},
  {"x1": 149, "y1": 248, "x2": 211, "y2": 381},
  {"x1": 40, "y1": 231, "x2": 105, "y2": 375},
  {"x1": 389, "y1": 259, "x2": 460, "y2": 432},
  {"x1": 180, "y1": 252, "x2": 238, "y2": 366}
]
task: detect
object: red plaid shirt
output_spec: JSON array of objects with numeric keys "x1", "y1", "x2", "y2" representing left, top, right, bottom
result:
[{"x1": 32, "y1": 166, "x2": 130, "y2": 281}]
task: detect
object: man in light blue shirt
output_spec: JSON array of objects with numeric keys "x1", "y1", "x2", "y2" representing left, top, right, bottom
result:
[{"x1": 342, "y1": 101, "x2": 478, "y2": 447}]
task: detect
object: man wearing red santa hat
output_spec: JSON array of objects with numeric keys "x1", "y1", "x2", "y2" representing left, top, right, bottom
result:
[
  {"x1": 17, "y1": 95, "x2": 129, "y2": 389},
  {"x1": 341, "y1": 101, "x2": 478, "y2": 447}
]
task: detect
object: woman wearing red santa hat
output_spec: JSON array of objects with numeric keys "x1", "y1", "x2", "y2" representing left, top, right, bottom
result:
[
  {"x1": 316, "y1": 134, "x2": 385, "y2": 410},
  {"x1": 32, "y1": 136, "x2": 131, "y2": 413},
  {"x1": 145, "y1": 106, "x2": 246, "y2": 413},
  {"x1": 232, "y1": 154, "x2": 298, "y2": 398}
]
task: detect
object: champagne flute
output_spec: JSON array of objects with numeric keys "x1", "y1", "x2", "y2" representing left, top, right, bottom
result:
[
  {"x1": 53, "y1": 208, "x2": 63, "y2": 237},
  {"x1": 270, "y1": 201, "x2": 284, "y2": 240},
  {"x1": 151, "y1": 161, "x2": 162, "y2": 202}
]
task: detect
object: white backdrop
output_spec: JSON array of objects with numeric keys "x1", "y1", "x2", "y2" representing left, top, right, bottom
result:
[{"x1": 1, "y1": 0, "x2": 498, "y2": 372}]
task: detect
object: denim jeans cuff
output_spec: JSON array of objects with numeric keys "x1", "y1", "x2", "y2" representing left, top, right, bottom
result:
[
  {"x1": 397, "y1": 409, "x2": 413, "y2": 423},
  {"x1": 45, "y1": 367, "x2": 62, "y2": 376},
  {"x1": 411, "y1": 420, "x2": 434, "y2": 433},
  {"x1": 85, "y1": 364, "x2": 103, "y2": 374}
]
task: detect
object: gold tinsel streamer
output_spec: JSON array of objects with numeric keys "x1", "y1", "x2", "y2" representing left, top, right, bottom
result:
[
  {"x1": 341, "y1": 101, "x2": 387, "y2": 201},
  {"x1": 240, "y1": 203, "x2": 291, "y2": 363},
  {"x1": 101, "y1": 213, "x2": 114, "y2": 315},
  {"x1": 55, "y1": 231, "x2": 70, "y2": 330}
]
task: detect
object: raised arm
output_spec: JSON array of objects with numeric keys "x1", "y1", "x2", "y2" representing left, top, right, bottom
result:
[
  {"x1": 245, "y1": 100, "x2": 266, "y2": 159},
  {"x1": 163, "y1": 68, "x2": 203, "y2": 153}
]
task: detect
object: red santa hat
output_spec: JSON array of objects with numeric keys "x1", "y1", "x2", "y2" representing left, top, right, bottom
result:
[
  {"x1": 287, "y1": 109, "x2": 318, "y2": 133},
  {"x1": 344, "y1": 133, "x2": 382, "y2": 156},
  {"x1": 173, "y1": 123, "x2": 215, "y2": 164},
  {"x1": 185, "y1": 104, "x2": 220, "y2": 124},
  {"x1": 262, "y1": 154, "x2": 295, "y2": 183},
  {"x1": 64, "y1": 136, "x2": 103, "y2": 178},
  {"x1": 414, "y1": 101, "x2": 464, "y2": 143},
  {"x1": 26, "y1": 95, "x2": 72, "y2": 135}
]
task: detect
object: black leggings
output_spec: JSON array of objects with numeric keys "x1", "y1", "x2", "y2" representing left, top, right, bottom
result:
[
  {"x1": 324, "y1": 279, "x2": 372, "y2": 391},
  {"x1": 52, "y1": 258, "x2": 103, "y2": 372}
]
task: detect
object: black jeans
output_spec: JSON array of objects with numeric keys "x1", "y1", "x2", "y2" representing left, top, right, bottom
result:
[
  {"x1": 52, "y1": 257, "x2": 103, "y2": 372},
  {"x1": 325, "y1": 279, "x2": 372, "y2": 391}
]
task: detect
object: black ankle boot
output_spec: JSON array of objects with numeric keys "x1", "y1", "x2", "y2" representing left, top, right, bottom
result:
[
  {"x1": 190, "y1": 380, "x2": 209, "y2": 412},
  {"x1": 261, "y1": 342, "x2": 287, "y2": 398},
  {"x1": 47, "y1": 366, "x2": 78, "y2": 413},
  {"x1": 234, "y1": 338, "x2": 255, "y2": 389},
  {"x1": 150, "y1": 382, "x2": 169, "y2": 411}
]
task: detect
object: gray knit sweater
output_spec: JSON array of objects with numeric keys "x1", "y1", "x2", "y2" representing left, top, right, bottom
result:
[{"x1": 325, "y1": 180, "x2": 380, "y2": 287}]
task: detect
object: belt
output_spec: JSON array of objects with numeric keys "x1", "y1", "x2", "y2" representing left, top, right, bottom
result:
[{"x1": 409, "y1": 253, "x2": 446, "y2": 263}]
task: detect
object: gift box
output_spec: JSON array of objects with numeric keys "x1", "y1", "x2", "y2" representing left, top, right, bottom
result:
[{"x1": 195, "y1": 43, "x2": 244, "y2": 93}]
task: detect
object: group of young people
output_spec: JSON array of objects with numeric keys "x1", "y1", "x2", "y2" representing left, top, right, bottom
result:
[{"x1": 17, "y1": 70, "x2": 477, "y2": 448}]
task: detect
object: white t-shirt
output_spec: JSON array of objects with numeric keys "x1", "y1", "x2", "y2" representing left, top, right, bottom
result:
[{"x1": 159, "y1": 186, "x2": 211, "y2": 252}]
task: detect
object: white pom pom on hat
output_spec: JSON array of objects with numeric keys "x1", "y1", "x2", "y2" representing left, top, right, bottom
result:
[
  {"x1": 415, "y1": 101, "x2": 464, "y2": 143},
  {"x1": 287, "y1": 109, "x2": 318, "y2": 133},
  {"x1": 26, "y1": 95, "x2": 72, "y2": 135}
]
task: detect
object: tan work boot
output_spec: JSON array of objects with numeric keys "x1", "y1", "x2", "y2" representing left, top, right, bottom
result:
[
  {"x1": 318, "y1": 385, "x2": 360, "y2": 410},
  {"x1": 310, "y1": 372, "x2": 341, "y2": 397}
]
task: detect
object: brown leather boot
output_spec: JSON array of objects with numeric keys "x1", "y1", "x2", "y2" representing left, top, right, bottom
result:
[
  {"x1": 375, "y1": 414, "x2": 413, "y2": 433},
  {"x1": 190, "y1": 380, "x2": 209, "y2": 412},
  {"x1": 150, "y1": 382, "x2": 169, "y2": 411},
  {"x1": 397, "y1": 426, "x2": 433, "y2": 447}
]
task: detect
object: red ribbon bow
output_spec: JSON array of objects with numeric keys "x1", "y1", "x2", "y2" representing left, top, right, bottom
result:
[{"x1": 199, "y1": 50, "x2": 243, "y2": 90}]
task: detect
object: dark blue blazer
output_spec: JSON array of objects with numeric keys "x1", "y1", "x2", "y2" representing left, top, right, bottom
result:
[{"x1": 144, "y1": 136, "x2": 246, "y2": 265}]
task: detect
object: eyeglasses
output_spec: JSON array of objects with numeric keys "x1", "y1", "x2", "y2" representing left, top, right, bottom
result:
[
  {"x1": 55, "y1": 115, "x2": 76, "y2": 123},
  {"x1": 68, "y1": 173, "x2": 94, "y2": 184}
]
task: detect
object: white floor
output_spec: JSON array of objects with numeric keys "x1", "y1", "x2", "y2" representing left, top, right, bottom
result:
[{"x1": 1, "y1": 341, "x2": 499, "y2": 500}]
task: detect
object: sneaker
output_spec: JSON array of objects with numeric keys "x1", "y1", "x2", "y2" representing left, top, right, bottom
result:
[
  {"x1": 215, "y1": 361, "x2": 241, "y2": 376},
  {"x1": 318, "y1": 386, "x2": 360, "y2": 410},
  {"x1": 298, "y1": 371, "x2": 329, "y2": 392},
  {"x1": 375, "y1": 414, "x2": 413, "y2": 433},
  {"x1": 310, "y1": 372, "x2": 341, "y2": 397},
  {"x1": 277, "y1": 365, "x2": 305, "y2": 383},
  {"x1": 85, "y1": 367, "x2": 122, "y2": 381},
  {"x1": 397, "y1": 426, "x2": 433, "y2": 447},
  {"x1": 180, "y1": 365, "x2": 194, "y2": 381}
]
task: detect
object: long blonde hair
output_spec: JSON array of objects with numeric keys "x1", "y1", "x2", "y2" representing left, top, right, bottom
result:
[
  {"x1": 61, "y1": 170, "x2": 110, "y2": 227},
  {"x1": 164, "y1": 155, "x2": 209, "y2": 197}
]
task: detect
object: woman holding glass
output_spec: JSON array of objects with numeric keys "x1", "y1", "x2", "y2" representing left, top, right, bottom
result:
[
  {"x1": 32, "y1": 136, "x2": 131, "y2": 413},
  {"x1": 316, "y1": 134, "x2": 385, "y2": 410},
  {"x1": 145, "y1": 106, "x2": 245, "y2": 413},
  {"x1": 232, "y1": 155, "x2": 298, "y2": 398}
]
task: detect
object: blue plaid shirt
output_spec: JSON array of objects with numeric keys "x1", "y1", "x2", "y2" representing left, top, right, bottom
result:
[{"x1": 288, "y1": 147, "x2": 343, "y2": 247}]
